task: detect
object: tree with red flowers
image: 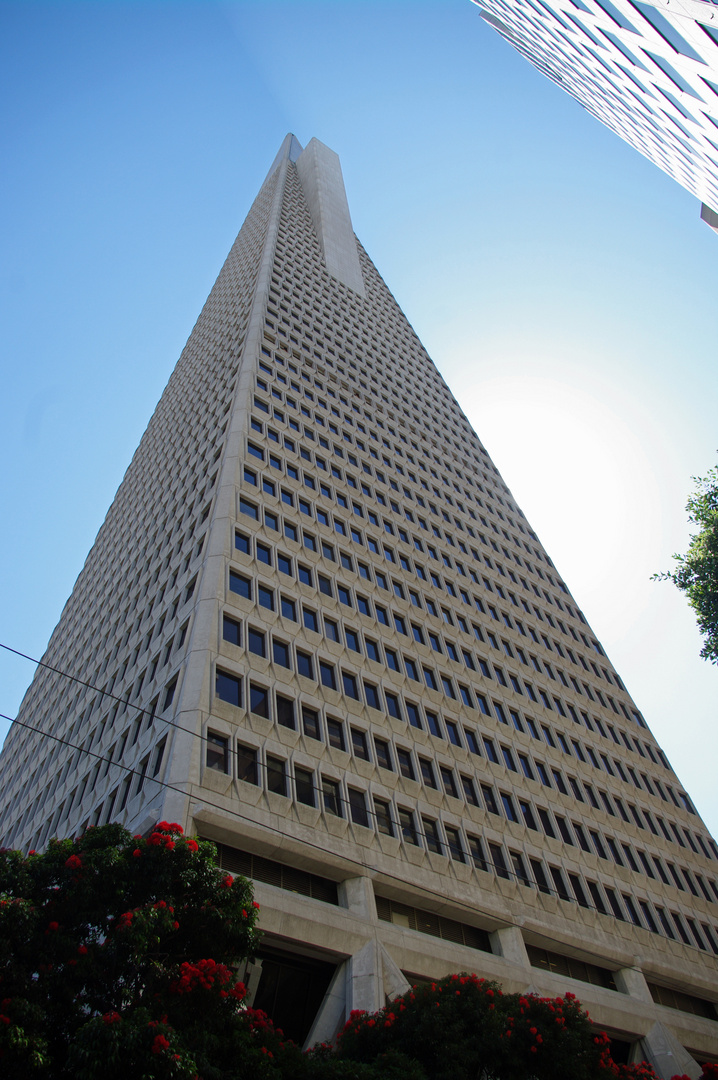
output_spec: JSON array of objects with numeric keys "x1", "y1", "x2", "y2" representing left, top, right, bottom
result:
[
  {"x1": 0, "y1": 821, "x2": 304, "y2": 1079},
  {"x1": 317, "y1": 974, "x2": 716, "y2": 1080}
]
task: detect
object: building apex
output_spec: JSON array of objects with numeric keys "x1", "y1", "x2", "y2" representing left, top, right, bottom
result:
[{"x1": 267, "y1": 133, "x2": 305, "y2": 179}]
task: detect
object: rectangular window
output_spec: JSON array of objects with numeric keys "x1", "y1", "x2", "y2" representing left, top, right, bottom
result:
[
  {"x1": 206, "y1": 732, "x2": 229, "y2": 773},
  {"x1": 322, "y1": 777, "x2": 342, "y2": 817},
  {"x1": 273, "y1": 639, "x2": 291, "y2": 669},
  {"x1": 397, "y1": 747, "x2": 415, "y2": 780},
  {"x1": 276, "y1": 694, "x2": 295, "y2": 729},
  {"x1": 423, "y1": 817, "x2": 443, "y2": 854},
  {"x1": 216, "y1": 669, "x2": 242, "y2": 707},
  {"x1": 385, "y1": 692, "x2": 402, "y2": 720},
  {"x1": 229, "y1": 571, "x2": 251, "y2": 599},
  {"x1": 468, "y1": 835, "x2": 488, "y2": 871},
  {"x1": 538, "y1": 808, "x2": 556, "y2": 838},
  {"x1": 248, "y1": 628, "x2": 266, "y2": 657},
  {"x1": 461, "y1": 775, "x2": 479, "y2": 805},
  {"x1": 302, "y1": 706, "x2": 321, "y2": 740},
  {"x1": 237, "y1": 743, "x2": 258, "y2": 785},
  {"x1": 364, "y1": 682, "x2": 381, "y2": 710},
  {"x1": 349, "y1": 788, "x2": 369, "y2": 827},
  {"x1": 351, "y1": 727, "x2": 370, "y2": 760},
  {"x1": 374, "y1": 798, "x2": 394, "y2": 836},
  {"x1": 222, "y1": 614, "x2": 241, "y2": 646},
  {"x1": 327, "y1": 718, "x2": 345, "y2": 751},
  {"x1": 295, "y1": 766, "x2": 315, "y2": 807},
  {"x1": 266, "y1": 755, "x2": 286, "y2": 796},
  {"x1": 441, "y1": 766, "x2": 458, "y2": 798},
  {"x1": 445, "y1": 826, "x2": 466, "y2": 862},
  {"x1": 258, "y1": 585, "x2": 274, "y2": 611},
  {"x1": 250, "y1": 683, "x2": 270, "y2": 718},
  {"x1": 342, "y1": 671, "x2": 360, "y2": 700},
  {"x1": 399, "y1": 807, "x2": 419, "y2": 845},
  {"x1": 374, "y1": 738, "x2": 393, "y2": 771},
  {"x1": 481, "y1": 785, "x2": 499, "y2": 815},
  {"x1": 297, "y1": 651, "x2": 314, "y2": 679},
  {"x1": 490, "y1": 843, "x2": 510, "y2": 880},
  {"x1": 280, "y1": 596, "x2": 297, "y2": 621}
]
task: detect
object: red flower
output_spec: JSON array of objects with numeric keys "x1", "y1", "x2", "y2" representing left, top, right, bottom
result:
[
  {"x1": 152, "y1": 1034, "x2": 170, "y2": 1054},
  {"x1": 220, "y1": 875, "x2": 233, "y2": 888},
  {"x1": 78, "y1": 945, "x2": 88, "y2": 955},
  {"x1": 133, "y1": 849, "x2": 142, "y2": 858},
  {"x1": 116, "y1": 911, "x2": 134, "y2": 931},
  {"x1": 103, "y1": 1011, "x2": 121, "y2": 1025},
  {"x1": 47, "y1": 921, "x2": 59, "y2": 932},
  {"x1": 186, "y1": 839, "x2": 199, "y2": 852},
  {"x1": 252, "y1": 901, "x2": 260, "y2": 909},
  {"x1": 65, "y1": 854, "x2": 82, "y2": 870},
  {"x1": 165, "y1": 840, "x2": 175, "y2": 851}
]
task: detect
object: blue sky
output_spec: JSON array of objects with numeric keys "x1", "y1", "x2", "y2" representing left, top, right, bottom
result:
[{"x1": 1, "y1": 0, "x2": 717, "y2": 832}]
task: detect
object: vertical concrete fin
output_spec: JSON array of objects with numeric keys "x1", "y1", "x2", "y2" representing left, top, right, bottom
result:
[
  {"x1": 638, "y1": 1021, "x2": 701, "y2": 1079},
  {"x1": 379, "y1": 942, "x2": 410, "y2": 1001},
  {"x1": 295, "y1": 138, "x2": 366, "y2": 298},
  {"x1": 346, "y1": 939, "x2": 383, "y2": 1014},
  {"x1": 303, "y1": 960, "x2": 348, "y2": 1050}
]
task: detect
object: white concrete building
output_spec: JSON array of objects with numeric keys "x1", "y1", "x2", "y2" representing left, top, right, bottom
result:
[
  {"x1": 0, "y1": 135, "x2": 716, "y2": 1072},
  {"x1": 471, "y1": 0, "x2": 718, "y2": 231}
]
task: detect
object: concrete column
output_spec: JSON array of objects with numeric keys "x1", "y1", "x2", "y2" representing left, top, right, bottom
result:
[
  {"x1": 614, "y1": 966, "x2": 654, "y2": 1004},
  {"x1": 303, "y1": 960, "x2": 348, "y2": 1050},
  {"x1": 338, "y1": 875, "x2": 377, "y2": 922},
  {"x1": 490, "y1": 925, "x2": 531, "y2": 968},
  {"x1": 346, "y1": 939, "x2": 384, "y2": 1014},
  {"x1": 638, "y1": 1021, "x2": 702, "y2": 1080},
  {"x1": 380, "y1": 942, "x2": 411, "y2": 1001}
]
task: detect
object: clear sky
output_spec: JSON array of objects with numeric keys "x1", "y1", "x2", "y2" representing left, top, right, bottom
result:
[{"x1": 1, "y1": 1, "x2": 717, "y2": 833}]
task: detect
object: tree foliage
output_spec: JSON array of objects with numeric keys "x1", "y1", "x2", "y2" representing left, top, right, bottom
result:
[
  {"x1": 0, "y1": 821, "x2": 302, "y2": 1079},
  {"x1": 324, "y1": 974, "x2": 657, "y2": 1080},
  {"x1": 655, "y1": 463, "x2": 718, "y2": 664}
]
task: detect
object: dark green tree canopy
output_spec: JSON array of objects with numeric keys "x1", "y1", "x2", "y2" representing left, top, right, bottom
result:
[{"x1": 655, "y1": 462, "x2": 718, "y2": 665}]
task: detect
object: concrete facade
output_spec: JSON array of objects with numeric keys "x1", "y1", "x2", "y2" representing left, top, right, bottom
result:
[
  {"x1": 472, "y1": 0, "x2": 718, "y2": 228},
  {"x1": 0, "y1": 135, "x2": 717, "y2": 1072}
]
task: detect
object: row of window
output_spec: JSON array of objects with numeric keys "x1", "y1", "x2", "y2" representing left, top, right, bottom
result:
[
  {"x1": 224, "y1": 568, "x2": 683, "y2": 812},
  {"x1": 212, "y1": 666, "x2": 717, "y2": 872},
  {"x1": 234, "y1": 525, "x2": 647, "y2": 730},
  {"x1": 255, "y1": 359, "x2": 556, "y2": 566},
  {"x1": 259, "y1": 335, "x2": 542, "y2": 546},
  {"x1": 263, "y1": 269, "x2": 490, "y2": 455},
  {"x1": 256, "y1": 348, "x2": 509, "y2": 513},
  {"x1": 246, "y1": 412, "x2": 577, "y2": 622},
  {"x1": 204, "y1": 729, "x2": 718, "y2": 954},
  {"x1": 236, "y1": 483, "x2": 649, "y2": 748}
]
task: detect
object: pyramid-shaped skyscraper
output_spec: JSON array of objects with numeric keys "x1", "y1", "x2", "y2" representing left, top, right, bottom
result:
[{"x1": 1, "y1": 135, "x2": 716, "y2": 1071}]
